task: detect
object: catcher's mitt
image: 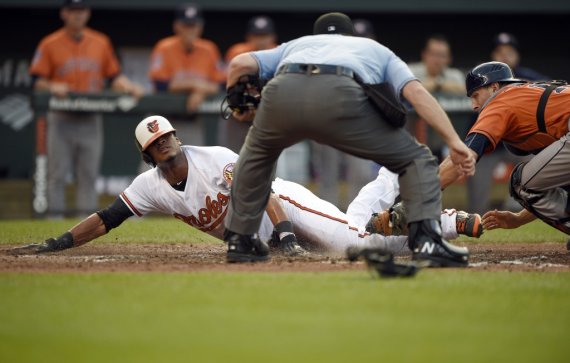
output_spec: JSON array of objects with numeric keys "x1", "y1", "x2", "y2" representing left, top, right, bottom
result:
[
  {"x1": 366, "y1": 201, "x2": 408, "y2": 236},
  {"x1": 221, "y1": 74, "x2": 265, "y2": 119},
  {"x1": 346, "y1": 246, "x2": 424, "y2": 278}
]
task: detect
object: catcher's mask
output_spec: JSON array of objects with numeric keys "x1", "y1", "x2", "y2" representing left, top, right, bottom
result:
[{"x1": 135, "y1": 115, "x2": 177, "y2": 167}]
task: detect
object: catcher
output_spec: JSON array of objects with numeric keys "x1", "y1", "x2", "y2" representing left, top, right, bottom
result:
[
  {"x1": 12, "y1": 115, "x2": 480, "y2": 261},
  {"x1": 439, "y1": 61, "x2": 569, "y2": 235}
]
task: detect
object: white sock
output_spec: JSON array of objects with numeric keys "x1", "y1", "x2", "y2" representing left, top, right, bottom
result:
[{"x1": 441, "y1": 209, "x2": 459, "y2": 240}]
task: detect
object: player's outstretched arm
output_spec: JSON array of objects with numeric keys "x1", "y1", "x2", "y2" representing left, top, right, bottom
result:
[
  {"x1": 438, "y1": 151, "x2": 478, "y2": 190},
  {"x1": 10, "y1": 198, "x2": 133, "y2": 254},
  {"x1": 482, "y1": 208, "x2": 536, "y2": 230},
  {"x1": 402, "y1": 80, "x2": 475, "y2": 177},
  {"x1": 9, "y1": 214, "x2": 107, "y2": 254}
]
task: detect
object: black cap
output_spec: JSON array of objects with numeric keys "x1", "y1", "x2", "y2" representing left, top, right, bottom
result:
[
  {"x1": 353, "y1": 19, "x2": 375, "y2": 38},
  {"x1": 62, "y1": 0, "x2": 89, "y2": 9},
  {"x1": 492, "y1": 32, "x2": 519, "y2": 50},
  {"x1": 175, "y1": 3, "x2": 203, "y2": 24},
  {"x1": 247, "y1": 16, "x2": 275, "y2": 35},
  {"x1": 313, "y1": 12, "x2": 355, "y2": 36}
]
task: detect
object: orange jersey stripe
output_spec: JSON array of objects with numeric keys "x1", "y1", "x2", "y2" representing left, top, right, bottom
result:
[
  {"x1": 120, "y1": 192, "x2": 142, "y2": 217},
  {"x1": 278, "y1": 194, "x2": 370, "y2": 238}
]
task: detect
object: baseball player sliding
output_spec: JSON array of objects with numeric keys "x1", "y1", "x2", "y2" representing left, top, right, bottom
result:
[{"x1": 12, "y1": 116, "x2": 481, "y2": 258}]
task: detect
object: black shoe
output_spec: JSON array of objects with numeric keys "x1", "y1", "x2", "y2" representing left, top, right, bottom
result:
[
  {"x1": 409, "y1": 219, "x2": 469, "y2": 267},
  {"x1": 224, "y1": 230, "x2": 270, "y2": 263},
  {"x1": 278, "y1": 233, "x2": 309, "y2": 256}
]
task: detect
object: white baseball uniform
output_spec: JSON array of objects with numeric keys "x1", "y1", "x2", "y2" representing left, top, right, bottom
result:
[
  {"x1": 347, "y1": 167, "x2": 460, "y2": 240},
  {"x1": 120, "y1": 145, "x2": 457, "y2": 254}
]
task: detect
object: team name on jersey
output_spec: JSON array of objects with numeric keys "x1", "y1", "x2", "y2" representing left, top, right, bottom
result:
[
  {"x1": 57, "y1": 57, "x2": 101, "y2": 77},
  {"x1": 173, "y1": 192, "x2": 230, "y2": 232}
]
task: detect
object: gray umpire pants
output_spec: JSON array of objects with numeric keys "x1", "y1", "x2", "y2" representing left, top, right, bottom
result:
[
  {"x1": 47, "y1": 111, "x2": 103, "y2": 217},
  {"x1": 511, "y1": 123, "x2": 570, "y2": 234},
  {"x1": 225, "y1": 72, "x2": 441, "y2": 235}
]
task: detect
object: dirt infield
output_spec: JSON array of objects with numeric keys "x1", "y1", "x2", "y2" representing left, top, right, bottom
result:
[{"x1": 1, "y1": 242, "x2": 569, "y2": 273}]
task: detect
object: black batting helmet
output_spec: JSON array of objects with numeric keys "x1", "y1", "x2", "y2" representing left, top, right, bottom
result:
[{"x1": 465, "y1": 61, "x2": 523, "y2": 97}]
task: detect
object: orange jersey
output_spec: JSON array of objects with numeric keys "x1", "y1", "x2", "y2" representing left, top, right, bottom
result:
[
  {"x1": 195, "y1": 38, "x2": 226, "y2": 83},
  {"x1": 29, "y1": 28, "x2": 121, "y2": 92},
  {"x1": 149, "y1": 36, "x2": 221, "y2": 85},
  {"x1": 469, "y1": 83, "x2": 570, "y2": 154},
  {"x1": 224, "y1": 41, "x2": 277, "y2": 63}
]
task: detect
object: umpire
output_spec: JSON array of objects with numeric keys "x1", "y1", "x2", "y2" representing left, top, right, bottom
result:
[{"x1": 223, "y1": 12, "x2": 475, "y2": 266}]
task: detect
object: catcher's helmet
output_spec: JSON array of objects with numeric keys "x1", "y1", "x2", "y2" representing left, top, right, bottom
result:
[
  {"x1": 465, "y1": 61, "x2": 522, "y2": 97},
  {"x1": 135, "y1": 115, "x2": 176, "y2": 151}
]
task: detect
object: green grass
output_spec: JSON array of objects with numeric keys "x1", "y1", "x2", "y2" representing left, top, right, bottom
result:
[
  {"x1": 0, "y1": 216, "x2": 567, "y2": 245},
  {"x1": 0, "y1": 217, "x2": 220, "y2": 245},
  {"x1": 1, "y1": 218, "x2": 568, "y2": 362},
  {"x1": 458, "y1": 218, "x2": 568, "y2": 244},
  {"x1": 0, "y1": 271, "x2": 568, "y2": 363}
]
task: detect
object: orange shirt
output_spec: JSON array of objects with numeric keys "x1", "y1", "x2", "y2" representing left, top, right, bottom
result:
[
  {"x1": 224, "y1": 41, "x2": 277, "y2": 63},
  {"x1": 149, "y1": 36, "x2": 221, "y2": 86},
  {"x1": 196, "y1": 38, "x2": 226, "y2": 82},
  {"x1": 469, "y1": 83, "x2": 570, "y2": 153},
  {"x1": 30, "y1": 28, "x2": 120, "y2": 92}
]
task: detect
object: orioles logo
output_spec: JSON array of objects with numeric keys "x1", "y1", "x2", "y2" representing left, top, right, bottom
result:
[
  {"x1": 147, "y1": 120, "x2": 159, "y2": 133},
  {"x1": 173, "y1": 192, "x2": 230, "y2": 232},
  {"x1": 223, "y1": 163, "x2": 235, "y2": 184}
]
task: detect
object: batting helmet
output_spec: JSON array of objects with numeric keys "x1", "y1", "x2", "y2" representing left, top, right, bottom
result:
[
  {"x1": 135, "y1": 115, "x2": 176, "y2": 151},
  {"x1": 135, "y1": 116, "x2": 176, "y2": 167},
  {"x1": 465, "y1": 61, "x2": 523, "y2": 97}
]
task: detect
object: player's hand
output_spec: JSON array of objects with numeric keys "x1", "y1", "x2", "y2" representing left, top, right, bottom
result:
[
  {"x1": 10, "y1": 238, "x2": 68, "y2": 255},
  {"x1": 9, "y1": 232, "x2": 74, "y2": 255},
  {"x1": 49, "y1": 83, "x2": 69, "y2": 98},
  {"x1": 482, "y1": 209, "x2": 521, "y2": 230},
  {"x1": 127, "y1": 83, "x2": 145, "y2": 99},
  {"x1": 186, "y1": 92, "x2": 207, "y2": 113},
  {"x1": 448, "y1": 140, "x2": 476, "y2": 177},
  {"x1": 232, "y1": 109, "x2": 255, "y2": 123}
]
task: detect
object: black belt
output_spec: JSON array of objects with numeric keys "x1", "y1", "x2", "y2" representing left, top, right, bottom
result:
[{"x1": 277, "y1": 63, "x2": 355, "y2": 78}]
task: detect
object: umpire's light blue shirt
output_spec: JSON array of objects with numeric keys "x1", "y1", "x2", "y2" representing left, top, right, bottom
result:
[{"x1": 250, "y1": 34, "x2": 417, "y2": 99}]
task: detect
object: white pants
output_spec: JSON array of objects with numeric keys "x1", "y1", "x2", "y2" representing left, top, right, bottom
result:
[{"x1": 258, "y1": 168, "x2": 459, "y2": 255}]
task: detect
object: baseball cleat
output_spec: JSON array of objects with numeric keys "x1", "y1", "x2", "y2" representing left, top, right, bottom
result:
[
  {"x1": 409, "y1": 219, "x2": 469, "y2": 268},
  {"x1": 365, "y1": 201, "x2": 408, "y2": 236},
  {"x1": 280, "y1": 239, "x2": 309, "y2": 256},
  {"x1": 455, "y1": 211, "x2": 483, "y2": 238},
  {"x1": 224, "y1": 231, "x2": 270, "y2": 263}
]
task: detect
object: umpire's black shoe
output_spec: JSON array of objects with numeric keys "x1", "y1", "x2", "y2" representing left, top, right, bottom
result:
[
  {"x1": 409, "y1": 219, "x2": 469, "y2": 267},
  {"x1": 224, "y1": 230, "x2": 270, "y2": 263}
]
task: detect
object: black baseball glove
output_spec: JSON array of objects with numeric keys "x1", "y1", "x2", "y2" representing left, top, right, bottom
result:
[
  {"x1": 221, "y1": 74, "x2": 265, "y2": 119},
  {"x1": 10, "y1": 232, "x2": 74, "y2": 254}
]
